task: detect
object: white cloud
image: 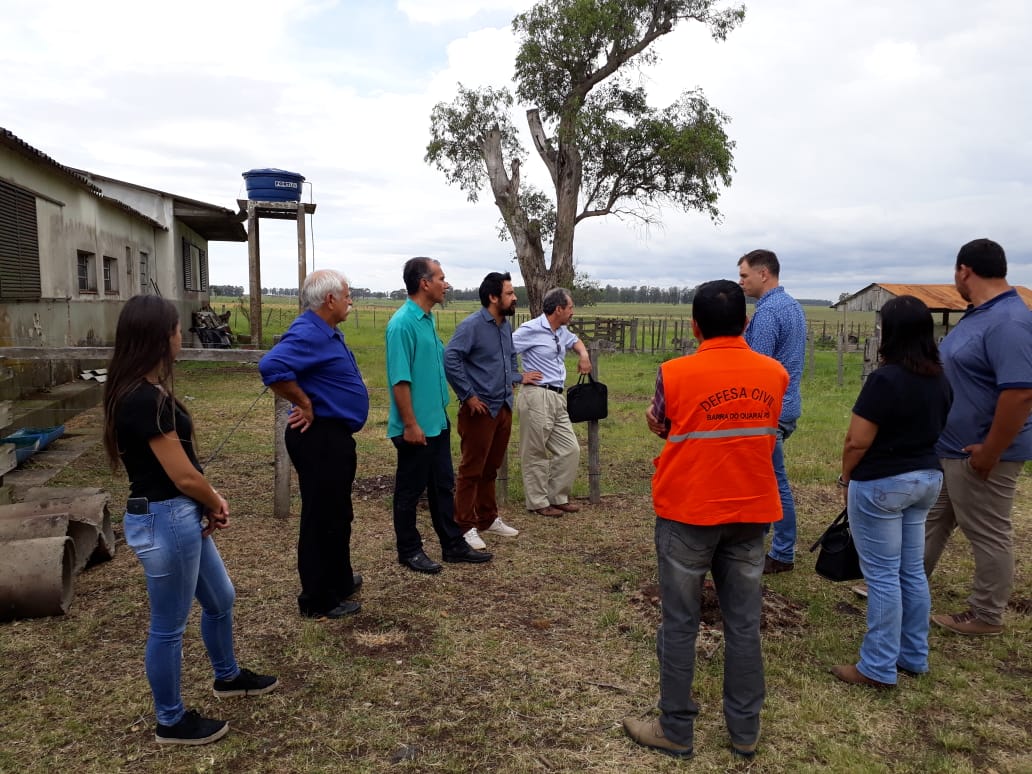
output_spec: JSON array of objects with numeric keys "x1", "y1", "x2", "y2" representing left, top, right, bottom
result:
[
  {"x1": 2, "y1": 0, "x2": 1030, "y2": 300},
  {"x1": 397, "y1": 0, "x2": 531, "y2": 25},
  {"x1": 862, "y1": 40, "x2": 938, "y2": 82}
]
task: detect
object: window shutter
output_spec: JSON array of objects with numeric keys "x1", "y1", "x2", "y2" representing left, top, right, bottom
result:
[
  {"x1": 199, "y1": 248, "x2": 208, "y2": 291},
  {"x1": 0, "y1": 180, "x2": 42, "y2": 299},
  {"x1": 182, "y1": 237, "x2": 194, "y2": 290}
]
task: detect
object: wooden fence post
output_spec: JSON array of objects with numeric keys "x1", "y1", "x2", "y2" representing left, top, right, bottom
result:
[
  {"x1": 273, "y1": 395, "x2": 291, "y2": 518},
  {"x1": 807, "y1": 332, "x2": 816, "y2": 378},
  {"x1": 837, "y1": 330, "x2": 845, "y2": 387},
  {"x1": 629, "y1": 318, "x2": 639, "y2": 352},
  {"x1": 496, "y1": 451, "x2": 508, "y2": 506},
  {"x1": 587, "y1": 342, "x2": 601, "y2": 504}
]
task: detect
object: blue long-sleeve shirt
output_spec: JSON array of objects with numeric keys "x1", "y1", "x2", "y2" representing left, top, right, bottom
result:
[
  {"x1": 744, "y1": 286, "x2": 806, "y2": 423},
  {"x1": 443, "y1": 307, "x2": 521, "y2": 417},
  {"x1": 259, "y1": 309, "x2": 369, "y2": 432}
]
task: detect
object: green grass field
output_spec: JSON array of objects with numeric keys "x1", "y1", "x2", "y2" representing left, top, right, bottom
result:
[
  {"x1": 210, "y1": 295, "x2": 876, "y2": 354},
  {"x1": 2, "y1": 302, "x2": 1027, "y2": 772}
]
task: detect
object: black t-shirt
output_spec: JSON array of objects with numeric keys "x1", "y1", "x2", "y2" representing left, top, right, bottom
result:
[
  {"x1": 115, "y1": 382, "x2": 203, "y2": 500},
  {"x1": 851, "y1": 364, "x2": 952, "y2": 481}
]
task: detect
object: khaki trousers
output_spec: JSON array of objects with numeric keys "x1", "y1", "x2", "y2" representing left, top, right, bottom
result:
[
  {"x1": 516, "y1": 385, "x2": 579, "y2": 510},
  {"x1": 924, "y1": 457, "x2": 1022, "y2": 626}
]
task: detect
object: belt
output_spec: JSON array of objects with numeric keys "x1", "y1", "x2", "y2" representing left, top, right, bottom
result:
[{"x1": 533, "y1": 383, "x2": 563, "y2": 394}]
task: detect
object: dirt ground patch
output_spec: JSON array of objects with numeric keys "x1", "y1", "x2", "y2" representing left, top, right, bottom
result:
[
  {"x1": 629, "y1": 581, "x2": 805, "y2": 633},
  {"x1": 2, "y1": 388, "x2": 1031, "y2": 773}
]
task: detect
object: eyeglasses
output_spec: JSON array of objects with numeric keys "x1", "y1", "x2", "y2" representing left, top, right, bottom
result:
[{"x1": 553, "y1": 333, "x2": 561, "y2": 358}]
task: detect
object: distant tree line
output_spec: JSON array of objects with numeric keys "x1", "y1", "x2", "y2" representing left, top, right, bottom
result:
[
  {"x1": 209, "y1": 285, "x2": 245, "y2": 297},
  {"x1": 211, "y1": 283, "x2": 830, "y2": 308},
  {"x1": 209, "y1": 286, "x2": 391, "y2": 299}
]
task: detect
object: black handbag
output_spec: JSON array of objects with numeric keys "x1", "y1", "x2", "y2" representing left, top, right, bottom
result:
[
  {"x1": 565, "y1": 373, "x2": 608, "y2": 423},
  {"x1": 809, "y1": 508, "x2": 863, "y2": 582}
]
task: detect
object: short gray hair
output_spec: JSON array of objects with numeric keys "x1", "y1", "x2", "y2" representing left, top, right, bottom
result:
[
  {"x1": 301, "y1": 269, "x2": 349, "y2": 310},
  {"x1": 542, "y1": 287, "x2": 571, "y2": 315}
]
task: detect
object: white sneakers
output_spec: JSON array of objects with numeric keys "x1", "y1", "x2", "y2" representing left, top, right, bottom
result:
[
  {"x1": 464, "y1": 528, "x2": 487, "y2": 550},
  {"x1": 465, "y1": 519, "x2": 519, "y2": 549},
  {"x1": 485, "y1": 517, "x2": 519, "y2": 537}
]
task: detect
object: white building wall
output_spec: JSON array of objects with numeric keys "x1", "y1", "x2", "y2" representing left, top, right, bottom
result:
[{"x1": 0, "y1": 148, "x2": 202, "y2": 346}]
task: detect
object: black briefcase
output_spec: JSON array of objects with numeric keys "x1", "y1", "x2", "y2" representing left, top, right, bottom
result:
[{"x1": 566, "y1": 373, "x2": 608, "y2": 423}]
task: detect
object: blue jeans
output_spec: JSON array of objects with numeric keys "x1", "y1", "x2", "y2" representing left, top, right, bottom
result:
[
  {"x1": 768, "y1": 420, "x2": 798, "y2": 563},
  {"x1": 655, "y1": 518, "x2": 766, "y2": 750},
  {"x1": 123, "y1": 496, "x2": 239, "y2": 726},
  {"x1": 848, "y1": 470, "x2": 942, "y2": 683}
]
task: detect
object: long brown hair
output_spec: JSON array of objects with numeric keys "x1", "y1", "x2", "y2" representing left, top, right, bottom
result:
[{"x1": 102, "y1": 295, "x2": 184, "y2": 470}]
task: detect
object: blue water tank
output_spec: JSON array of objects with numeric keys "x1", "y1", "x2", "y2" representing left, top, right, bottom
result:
[{"x1": 242, "y1": 168, "x2": 305, "y2": 202}]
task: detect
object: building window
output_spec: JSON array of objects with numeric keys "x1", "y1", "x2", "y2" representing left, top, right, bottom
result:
[
  {"x1": 0, "y1": 179, "x2": 42, "y2": 300},
  {"x1": 182, "y1": 238, "x2": 208, "y2": 292},
  {"x1": 77, "y1": 250, "x2": 97, "y2": 293},
  {"x1": 103, "y1": 256, "x2": 118, "y2": 294},
  {"x1": 139, "y1": 251, "x2": 150, "y2": 293}
]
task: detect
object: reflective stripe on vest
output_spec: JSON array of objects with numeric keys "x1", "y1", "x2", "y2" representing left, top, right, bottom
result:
[{"x1": 668, "y1": 426, "x2": 778, "y2": 443}]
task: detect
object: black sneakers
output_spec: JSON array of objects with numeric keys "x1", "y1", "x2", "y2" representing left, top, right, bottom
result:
[
  {"x1": 213, "y1": 667, "x2": 279, "y2": 697},
  {"x1": 153, "y1": 669, "x2": 277, "y2": 744},
  {"x1": 155, "y1": 709, "x2": 229, "y2": 746}
]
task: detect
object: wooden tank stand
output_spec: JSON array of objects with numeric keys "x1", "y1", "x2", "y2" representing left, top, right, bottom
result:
[{"x1": 237, "y1": 199, "x2": 316, "y2": 348}]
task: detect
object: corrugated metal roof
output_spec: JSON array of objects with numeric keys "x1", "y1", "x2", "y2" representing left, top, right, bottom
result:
[
  {"x1": 836, "y1": 283, "x2": 1032, "y2": 312},
  {"x1": 77, "y1": 169, "x2": 244, "y2": 242},
  {"x1": 875, "y1": 284, "x2": 969, "y2": 311},
  {"x1": 1, "y1": 127, "x2": 167, "y2": 230},
  {"x1": 1, "y1": 127, "x2": 101, "y2": 194}
]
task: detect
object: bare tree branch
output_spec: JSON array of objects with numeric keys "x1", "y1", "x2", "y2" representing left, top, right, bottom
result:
[{"x1": 527, "y1": 109, "x2": 558, "y2": 186}]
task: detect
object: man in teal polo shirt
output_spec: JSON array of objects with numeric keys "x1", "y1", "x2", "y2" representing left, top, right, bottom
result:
[{"x1": 386, "y1": 257, "x2": 493, "y2": 573}]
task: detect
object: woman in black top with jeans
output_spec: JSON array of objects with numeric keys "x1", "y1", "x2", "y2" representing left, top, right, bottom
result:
[
  {"x1": 833, "y1": 295, "x2": 952, "y2": 688},
  {"x1": 103, "y1": 295, "x2": 277, "y2": 744}
]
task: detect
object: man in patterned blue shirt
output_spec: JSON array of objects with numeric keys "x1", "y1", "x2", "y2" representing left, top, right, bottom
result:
[{"x1": 738, "y1": 250, "x2": 807, "y2": 573}]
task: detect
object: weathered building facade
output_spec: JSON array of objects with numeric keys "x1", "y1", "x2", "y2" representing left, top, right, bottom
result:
[{"x1": 1, "y1": 127, "x2": 244, "y2": 350}]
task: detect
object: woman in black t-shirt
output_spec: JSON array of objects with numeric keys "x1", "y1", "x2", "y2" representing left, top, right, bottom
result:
[
  {"x1": 832, "y1": 296, "x2": 952, "y2": 689},
  {"x1": 102, "y1": 296, "x2": 276, "y2": 745}
]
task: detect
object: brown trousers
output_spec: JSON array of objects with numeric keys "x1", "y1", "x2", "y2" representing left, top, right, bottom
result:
[{"x1": 454, "y1": 403, "x2": 512, "y2": 531}]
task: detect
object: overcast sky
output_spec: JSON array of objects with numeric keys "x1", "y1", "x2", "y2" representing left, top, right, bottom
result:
[{"x1": 2, "y1": 0, "x2": 1029, "y2": 301}]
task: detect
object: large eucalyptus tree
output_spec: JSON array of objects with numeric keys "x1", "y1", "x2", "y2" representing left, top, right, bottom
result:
[{"x1": 426, "y1": 0, "x2": 744, "y2": 314}]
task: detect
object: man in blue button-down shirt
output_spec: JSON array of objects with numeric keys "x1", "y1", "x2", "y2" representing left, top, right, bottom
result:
[
  {"x1": 738, "y1": 250, "x2": 807, "y2": 574},
  {"x1": 444, "y1": 272, "x2": 542, "y2": 550},
  {"x1": 259, "y1": 269, "x2": 369, "y2": 619},
  {"x1": 512, "y1": 287, "x2": 593, "y2": 517}
]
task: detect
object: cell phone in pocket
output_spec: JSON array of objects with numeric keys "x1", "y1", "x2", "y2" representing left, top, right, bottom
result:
[{"x1": 126, "y1": 497, "x2": 149, "y2": 515}]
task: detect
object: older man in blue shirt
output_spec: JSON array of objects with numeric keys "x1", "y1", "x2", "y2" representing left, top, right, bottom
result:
[
  {"x1": 259, "y1": 269, "x2": 369, "y2": 619},
  {"x1": 512, "y1": 287, "x2": 592, "y2": 517},
  {"x1": 444, "y1": 272, "x2": 542, "y2": 549},
  {"x1": 738, "y1": 249, "x2": 807, "y2": 573}
]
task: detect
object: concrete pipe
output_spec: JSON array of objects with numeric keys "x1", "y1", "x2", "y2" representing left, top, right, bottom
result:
[
  {"x1": 13, "y1": 492, "x2": 115, "y2": 569},
  {"x1": 0, "y1": 510, "x2": 70, "y2": 541},
  {"x1": 0, "y1": 536, "x2": 76, "y2": 620}
]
